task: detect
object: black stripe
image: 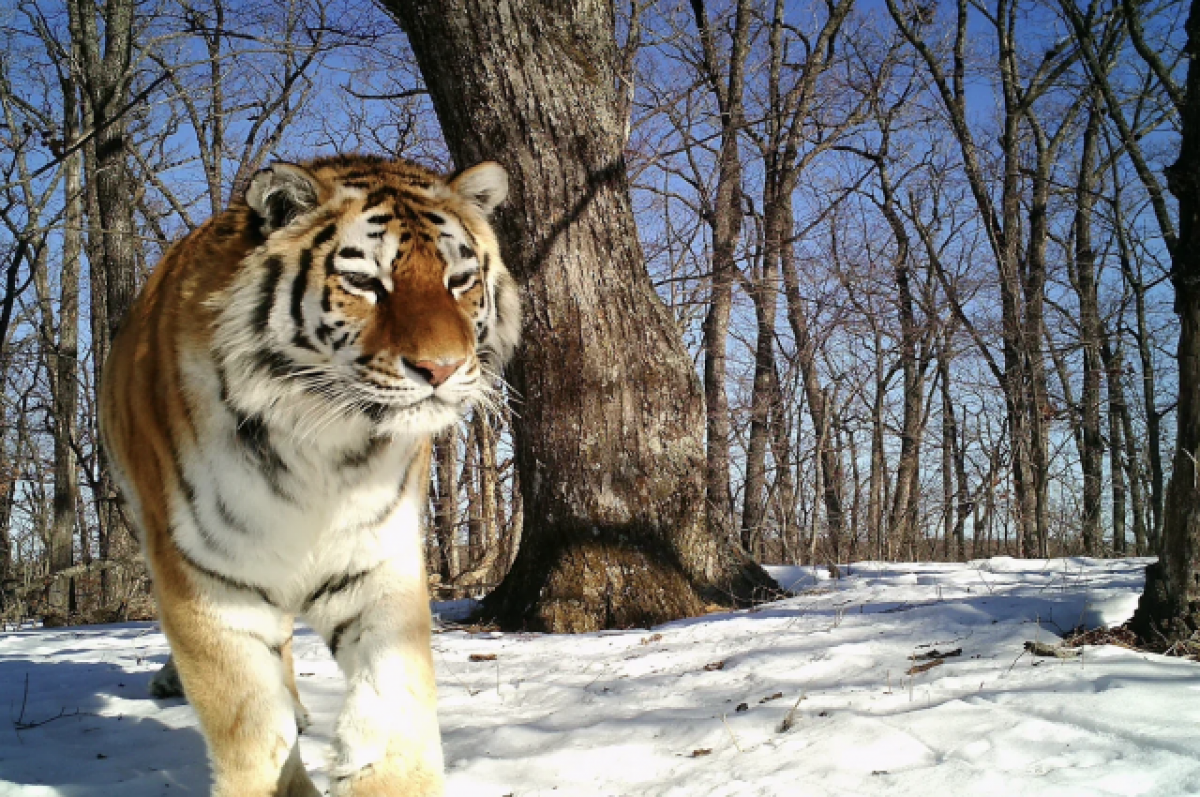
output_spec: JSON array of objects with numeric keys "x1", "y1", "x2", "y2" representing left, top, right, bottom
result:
[
  {"x1": 338, "y1": 435, "x2": 387, "y2": 471},
  {"x1": 367, "y1": 214, "x2": 393, "y2": 225},
  {"x1": 329, "y1": 613, "x2": 361, "y2": 657},
  {"x1": 233, "y1": 412, "x2": 292, "y2": 502},
  {"x1": 214, "y1": 493, "x2": 252, "y2": 536},
  {"x1": 252, "y1": 348, "x2": 300, "y2": 380},
  {"x1": 360, "y1": 401, "x2": 391, "y2": 423},
  {"x1": 215, "y1": 363, "x2": 230, "y2": 404},
  {"x1": 338, "y1": 247, "x2": 365, "y2": 260},
  {"x1": 303, "y1": 567, "x2": 376, "y2": 611},
  {"x1": 312, "y1": 223, "x2": 337, "y2": 248},
  {"x1": 171, "y1": 450, "x2": 230, "y2": 558},
  {"x1": 422, "y1": 211, "x2": 445, "y2": 225},
  {"x1": 365, "y1": 187, "x2": 397, "y2": 208},
  {"x1": 461, "y1": 226, "x2": 479, "y2": 251},
  {"x1": 291, "y1": 249, "x2": 314, "y2": 350},
  {"x1": 175, "y1": 542, "x2": 278, "y2": 607},
  {"x1": 291, "y1": 248, "x2": 312, "y2": 328},
  {"x1": 253, "y1": 257, "x2": 284, "y2": 335}
]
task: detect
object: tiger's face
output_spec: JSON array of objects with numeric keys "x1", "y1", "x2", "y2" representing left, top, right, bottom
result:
[{"x1": 211, "y1": 155, "x2": 520, "y2": 439}]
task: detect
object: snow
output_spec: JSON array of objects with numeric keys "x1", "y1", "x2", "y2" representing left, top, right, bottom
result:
[{"x1": 2, "y1": 557, "x2": 1198, "y2": 796}]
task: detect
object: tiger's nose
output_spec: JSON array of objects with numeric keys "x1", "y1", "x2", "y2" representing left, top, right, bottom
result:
[{"x1": 407, "y1": 358, "x2": 465, "y2": 388}]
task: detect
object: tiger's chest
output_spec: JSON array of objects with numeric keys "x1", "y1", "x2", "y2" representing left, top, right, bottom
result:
[{"x1": 169, "y1": 406, "x2": 425, "y2": 612}]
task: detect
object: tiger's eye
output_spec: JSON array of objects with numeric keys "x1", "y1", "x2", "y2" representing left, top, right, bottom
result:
[
  {"x1": 448, "y1": 272, "x2": 476, "y2": 291},
  {"x1": 341, "y1": 273, "x2": 387, "y2": 301}
]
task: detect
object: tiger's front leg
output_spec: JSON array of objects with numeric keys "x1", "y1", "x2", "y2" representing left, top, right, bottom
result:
[
  {"x1": 307, "y1": 563, "x2": 444, "y2": 797},
  {"x1": 159, "y1": 587, "x2": 320, "y2": 797}
]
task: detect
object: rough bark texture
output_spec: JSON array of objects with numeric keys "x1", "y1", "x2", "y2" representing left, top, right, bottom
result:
[
  {"x1": 1131, "y1": 0, "x2": 1200, "y2": 646},
  {"x1": 71, "y1": 0, "x2": 138, "y2": 606},
  {"x1": 388, "y1": 0, "x2": 776, "y2": 632}
]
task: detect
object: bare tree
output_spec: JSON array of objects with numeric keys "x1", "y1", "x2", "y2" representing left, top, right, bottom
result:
[
  {"x1": 1129, "y1": 0, "x2": 1200, "y2": 646},
  {"x1": 388, "y1": 0, "x2": 777, "y2": 631},
  {"x1": 691, "y1": 0, "x2": 752, "y2": 548}
]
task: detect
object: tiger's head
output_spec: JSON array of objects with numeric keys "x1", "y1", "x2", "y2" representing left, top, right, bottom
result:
[{"x1": 211, "y1": 154, "x2": 520, "y2": 440}]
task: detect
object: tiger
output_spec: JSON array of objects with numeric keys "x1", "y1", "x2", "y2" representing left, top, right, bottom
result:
[{"x1": 99, "y1": 153, "x2": 520, "y2": 797}]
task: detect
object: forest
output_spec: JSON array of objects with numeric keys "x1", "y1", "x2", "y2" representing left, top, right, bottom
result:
[{"x1": 0, "y1": 0, "x2": 1193, "y2": 639}]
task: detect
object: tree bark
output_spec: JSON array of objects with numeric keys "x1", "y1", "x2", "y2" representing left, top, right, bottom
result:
[
  {"x1": 71, "y1": 0, "x2": 139, "y2": 606},
  {"x1": 1073, "y1": 102, "x2": 1104, "y2": 556},
  {"x1": 433, "y1": 428, "x2": 460, "y2": 582},
  {"x1": 692, "y1": 0, "x2": 751, "y2": 548},
  {"x1": 388, "y1": 0, "x2": 776, "y2": 631},
  {"x1": 1130, "y1": 0, "x2": 1200, "y2": 645}
]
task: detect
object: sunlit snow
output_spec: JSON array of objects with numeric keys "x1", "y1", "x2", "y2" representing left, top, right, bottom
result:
[{"x1": 1, "y1": 557, "x2": 1197, "y2": 796}]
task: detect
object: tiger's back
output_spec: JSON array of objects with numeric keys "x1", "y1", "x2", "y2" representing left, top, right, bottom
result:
[{"x1": 100, "y1": 154, "x2": 519, "y2": 797}]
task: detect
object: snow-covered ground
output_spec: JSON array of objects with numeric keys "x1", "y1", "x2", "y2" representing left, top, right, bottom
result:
[{"x1": 1, "y1": 557, "x2": 1197, "y2": 796}]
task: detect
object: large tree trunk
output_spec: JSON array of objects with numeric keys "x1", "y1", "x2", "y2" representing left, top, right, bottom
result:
[
  {"x1": 43, "y1": 79, "x2": 86, "y2": 618},
  {"x1": 71, "y1": 0, "x2": 139, "y2": 607},
  {"x1": 1131, "y1": 0, "x2": 1200, "y2": 645},
  {"x1": 389, "y1": 0, "x2": 776, "y2": 632}
]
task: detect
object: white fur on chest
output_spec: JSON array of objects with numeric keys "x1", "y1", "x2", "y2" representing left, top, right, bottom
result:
[{"x1": 170, "y1": 377, "x2": 426, "y2": 613}]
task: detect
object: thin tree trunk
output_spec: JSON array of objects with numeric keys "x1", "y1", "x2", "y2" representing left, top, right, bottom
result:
[
  {"x1": 390, "y1": 0, "x2": 776, "y2": 631},
  {"x1": 869, "y1": 350, "x2": 886, "y2": 560},
  {"x1": 742, "y1": 182, "x2": 788, "y2": 557},
  {"x1": 1113, "y1": 193, "x2": 1164, "y2": 549},
  {"x1": 692, "y1": 0, "x2": 751, "y2": 548},
  {"x1": 767, "y1": 366, "x2": 797, "y2": 564},
  {"x1": 434, "y1": 428, "x2": 460, "y2": 583},
  {"x1": 937, "y1": 331, "x2": 970, "y2": 561},
  {"x1": 877, "y1": 160, "x2": 924, "y2": 560},
  {"x1": 1073, "y1": 102, "x2": 1104, "y2": 556},
  {"x1": 475, "y1": 413, "x2": 499, "y2": 570},
  {"x1": 462, "y1": 420, "x2": 481, "y2": 567},
  {"x1": 1104, "y1": 334, "x2": 1148, "y2": 555},
  {"x1": 783, "y1": 266, "x2": 845, "y2": 548}
]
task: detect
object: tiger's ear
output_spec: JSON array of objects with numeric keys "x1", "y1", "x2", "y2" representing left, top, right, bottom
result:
[
  {"x1": 246, "y1": 163, "x2": 322, "y2": 233},
  {"x1": 449, "y1": 162, "x2": 508, "y2": 216}
]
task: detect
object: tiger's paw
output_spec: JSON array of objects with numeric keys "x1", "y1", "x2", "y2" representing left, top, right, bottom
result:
[{"x1": 330, "y1": 760, "x2": 443, "y2": 797}]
